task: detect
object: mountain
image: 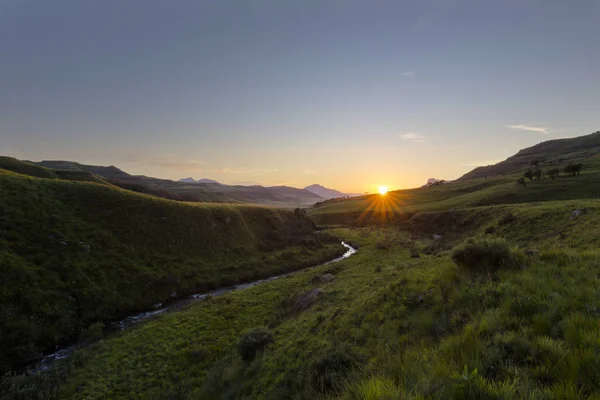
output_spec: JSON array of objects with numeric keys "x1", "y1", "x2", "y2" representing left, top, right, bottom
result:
[
  {"x1": 304, "y1": 184, "x2": 347, "y2": 199},
  {"x1": 459, "y1": 131, "x2": 600, "y2": 180},
  {"x1": 25, "y1": 159, "x2": 323, "y2": 206},
  {"x1": 179, "y1": 177, "x2": 220, "y2": 184}
]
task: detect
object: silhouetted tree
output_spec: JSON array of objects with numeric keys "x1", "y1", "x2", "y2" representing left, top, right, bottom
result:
[
  {"x1": 517, "y1": 177, "x2": 526, "y2": 187},
  {"x1": 523, "y1": 170, "x2": 534, "y2": 181},
  {"x1": 294, "y1": 208, "x2": 307, "y2": 217},
  {"x1": 532, "y1": 168, "x2": 543, "y2": 180},
  {"x1": 564, "y1": 163, "x2": 583, "y2": 176},
  {"x1": 547, "y1": 168, "x2": 560, "y2": 180}
]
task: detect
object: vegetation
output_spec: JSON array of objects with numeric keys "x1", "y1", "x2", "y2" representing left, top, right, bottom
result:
[
  {"x1": 5, "y1": 132, "x2": 600, "y2": 399},
  {"x1": 0, "y1": 168, "x2": 342, "y2": 373}
]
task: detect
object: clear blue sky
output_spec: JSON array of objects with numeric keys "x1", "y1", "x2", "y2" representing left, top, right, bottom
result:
[{"x1": 1, "y1": 0, "x2": 599, "y2": 192}]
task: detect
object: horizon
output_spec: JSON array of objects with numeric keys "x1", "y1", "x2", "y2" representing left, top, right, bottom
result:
[{"x1": 2, "y1": 0, "x2": 599, "y2": 193}]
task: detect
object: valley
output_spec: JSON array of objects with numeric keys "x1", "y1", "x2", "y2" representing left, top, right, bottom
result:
[{"x1": 4, "y1": 131, "x2": 600, "y2": 399}]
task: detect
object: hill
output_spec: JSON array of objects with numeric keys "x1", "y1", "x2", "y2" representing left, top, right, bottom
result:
[
  {"x1": 179, "y1": 177, "x2": 220, "y2": 184},
  {"x1": 305, "y1": 184, "x2": 347, "y2": 199},
  {"x1": 459, "y1": 130, "x2": 600, "y2": 180},
  {"x1": 0, "y1": 167, "x2": 343, "y2": 373},
  {"x1": 27, "y1": 159, "x2": 323, "y2": 207},
  {"x1": 310, "y1": 131, "x2": 600, "y2": 225}
]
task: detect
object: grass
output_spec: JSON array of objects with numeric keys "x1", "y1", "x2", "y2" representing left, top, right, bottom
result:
[
  {"x1": 11, "y1": 198, "x2": 595, "y2": 399},
  {"x1": 0, "y1": 168, "x2": 343, "y2": 374}
]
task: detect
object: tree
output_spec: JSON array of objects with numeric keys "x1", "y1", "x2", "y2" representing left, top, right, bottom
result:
[
  {"x1": 517, "y1": 177, "x2": 526, "y2": 187},
  {"x1": 294, "y1": 208, "x2": 307, "y2": 217},
  {"x1": 532, "y1": 168, "x2": 543, "y2": 180},
  {"x1": 564, "y1": 163, "x2": 583, "y2": 176},
  {"x1": 523, "y1": 170, "x2": 534, "y2": 181},
  {"x1": 547, "y1": 168, "x2": 560, "y2": 180}
]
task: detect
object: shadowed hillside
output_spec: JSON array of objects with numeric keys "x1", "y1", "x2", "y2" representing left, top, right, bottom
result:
[{"x1": 0, "y1": 168, "x2": 342, "y2": 373}]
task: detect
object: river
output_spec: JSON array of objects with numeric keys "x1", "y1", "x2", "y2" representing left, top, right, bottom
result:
[{"x1": 30, "y1": 241, "x2": 357, "y2": 373}]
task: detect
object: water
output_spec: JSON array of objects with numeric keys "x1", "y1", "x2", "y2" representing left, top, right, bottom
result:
[{"x1": 31, "y1": 242, "x2": 356, "y2": 373}]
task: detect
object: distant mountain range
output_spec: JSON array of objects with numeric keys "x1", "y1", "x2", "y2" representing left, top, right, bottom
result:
[
  {"x1": 21, "y1": 160, "x2": 353, "y2": 207},
  {"x1": 179, "y1": 177, "x2": 221, "y2": 184},
  {"x1": 304, "y1": 184, "x2": 347, "y2": 199}
]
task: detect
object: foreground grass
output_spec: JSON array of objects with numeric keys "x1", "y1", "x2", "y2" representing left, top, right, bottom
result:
[{"x1": 12, "y1": 200, "x2": 599, "y2": 399}]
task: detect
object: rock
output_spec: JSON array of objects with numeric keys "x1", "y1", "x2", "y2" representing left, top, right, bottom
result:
[
  {"x1": 59, "y1": 241, "x2": 68, "y2": 246},
  {"x1": 320, "y1": 274, "x2": 335, "y2": 283},
  {"x1": 433, "y1": 234, "x2": 442, "y2": 240},
  {"x1": 294, "y1": 288, "x2": 323, "y2": 312},
  {"x1": 170, "y1": 290, "x2": 177, "y2": 298},
  {"x1": 570, "y1": 209, "x2": 584, "y2": 219},
  {"x1": 153, "y1": 303, "x2": 163, "y2": 309}
]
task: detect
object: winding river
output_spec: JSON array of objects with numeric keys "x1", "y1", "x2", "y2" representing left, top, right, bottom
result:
[{"x1": 31, "y1": 242, "x2": 357, "y2": 373}]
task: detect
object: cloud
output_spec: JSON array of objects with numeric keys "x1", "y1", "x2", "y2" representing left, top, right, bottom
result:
[
  {"x1": 507, "y1": 124, "x2": 550, "y2": 134},
  {"x1": 400, "y1": 132, "x2": 428, "y2": 142},
  {"x1": 304, "y1": 169, "x2": 317, "y2": 174},
  {"x1": 401, "y1": 71, "x2": 416, "y2": 77}
]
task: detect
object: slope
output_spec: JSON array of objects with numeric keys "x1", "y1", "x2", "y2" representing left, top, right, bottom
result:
[
  {"x1": 459, "y1": 130, "x2": 600, "y2": 180},
  {"x1": 0, "y1": 168, "x2": 342, "y2": 373}
]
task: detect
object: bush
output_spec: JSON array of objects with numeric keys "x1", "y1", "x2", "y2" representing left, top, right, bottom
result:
[
  {"x1": 305, "y1": 345, "x2": 361, "y2": 395},
  {"x1": 237, "y1": 328, "x2": 274, "y2": 361},
  {"x1": 451, "y1": 237, "x2": 517, "y2": 273},
  {"x1": 564, "y1": 163, "x2": 583, "y2": 176},
  {"x1": 484, "y1": 226, "x2": 496, "y2": 235}
]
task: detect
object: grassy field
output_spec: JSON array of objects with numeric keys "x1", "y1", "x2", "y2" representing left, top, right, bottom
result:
[
  {"x1": 5, "y1": 197, "x2": 600, "y2": 399},
  {"x1": 0, "y1": 168, "x2": 342, "y2": 374}
]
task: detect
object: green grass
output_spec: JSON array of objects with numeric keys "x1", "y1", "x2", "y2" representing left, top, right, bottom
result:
[
  {"x1": 10, "y1": 197, "x2": 595, "y2": 399},
  {"x1": 0, "y1": 168, "x2": 343, "y2": 373}
]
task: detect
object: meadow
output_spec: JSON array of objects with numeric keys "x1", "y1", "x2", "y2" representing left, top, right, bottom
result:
[{"x1": 4, "y1": 150, "x2": 600, "y2": 399}]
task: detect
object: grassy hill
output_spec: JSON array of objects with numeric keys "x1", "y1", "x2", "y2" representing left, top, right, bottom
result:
[
  {"x1": 20, "y1": 199, "x2": 600, "y2": 399},
  {"x1": 310, "y1": 133, "x2": 600, "y2": 226},
  {"x1": 459, "y1": 130, "x2": 600, "y2": 180},
  {"x1": 30, "y1": 159, "x2": 324, "y2": 207},
  {"x1": 0, "y1": 167, "x2": 342, "y2": 373}
]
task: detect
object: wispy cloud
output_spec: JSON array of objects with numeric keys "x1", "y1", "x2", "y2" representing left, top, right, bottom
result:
[
  {"x1": 507, "y1": 124, "x2": 550, "y2": 135},
  {"x1": 400, "y1": 132, "x2": 428, "y2": 142},
  {"x1": 401, "y1": 71, "x2": 416, "y2": 77}
]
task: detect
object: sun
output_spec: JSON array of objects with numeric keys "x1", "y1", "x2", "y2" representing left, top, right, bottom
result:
[{"x1": 378, "y1": 186, "x2": 389, "y2": 195}]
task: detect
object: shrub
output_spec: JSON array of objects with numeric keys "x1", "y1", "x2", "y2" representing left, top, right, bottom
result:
[
  {"x1": 305, "y1": 345, "x2": 361, "y2": 395},
  {"x1": 564, "y1": 163, "x2": 583, "y2": 176},
  {"x1": 523, "y1": 170, "x2": 534, "y2": 181},
  {"x1": 237, "y1": 328, "x2": 274, "y2": 361},
  {"x1": 451, "y1": 237, "x2": 517, "y2": 273},
  {"x1": 547, "y1": 168, "x2": 560, "y2": 179},
  {"x1": 484, "y1": 226, "x2": 496, "y2": 235},
  {"x1": 499, "y1": 213, "x2": 516, "y2": 226}
]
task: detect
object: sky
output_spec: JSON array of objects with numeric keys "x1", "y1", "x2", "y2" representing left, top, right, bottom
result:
[{"x1": 1, "y1": 0, "x2": 599, "y2": 193}]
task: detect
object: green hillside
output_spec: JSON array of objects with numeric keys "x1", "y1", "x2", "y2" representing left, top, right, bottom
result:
[
  {"x1": 459, "y1": 130, "x2": 600, "y2": 180},
  {"x1": 0, "y1": 168, "x2": 342, "y2": 373},
  {"x1": 0, "y1": 157, "x2": 108, "y2": 185},
  {"x1": 20, "y1": 199, "x2": 600, "y2": 399},
  {"x1": 310, "y1": 143, "x2": 600, "y2": 226}
]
